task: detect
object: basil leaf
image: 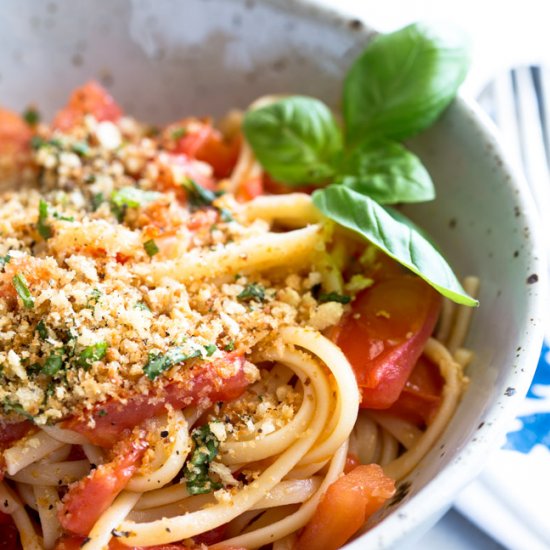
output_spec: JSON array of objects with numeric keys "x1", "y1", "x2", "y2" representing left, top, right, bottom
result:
[
  {"x1": 243, "y1": 96, "x2": 342, "y2": 185},
  {"x1": 37, "y1": 199, "x2": 53, "y2": 240},
  {"x1": 182, "y1": 178, "x2": 217, "y2": 208},
  {"x1": 343, "y1": 22, "x2": 470, "y2": 144},
  {"x1": 319, "y1": 292, "x2": 351, "y2": 304},
  {"x1": 77, "y1": 342, "x2": 108, "y2": 369},
  {"x1": 143, "y1": 239, "x2": 159, "y2": 257},
  {"x1": 185, "y1": 424, "x2": 222, "y2": 495},
  {"x1": 237, "y1": 283, "x2": 265, "y2": 303},
  {"x1": 312, "y1": 186, "x2": 478, "y2": 306},
  {"x1": 335, "y1": 141, "x2": 435, "y2": 204},
  {"x1": 43, "y1": 351, "x2": 64, "y2": 376}
]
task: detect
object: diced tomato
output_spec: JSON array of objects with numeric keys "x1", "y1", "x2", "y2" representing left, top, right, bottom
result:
[
  {"x1": 335, "y1": 275, "x2": 441, "y2": 409},
  {"x1": 343, "y1": 452, "x2": 361, "y2": 474},
  {"x1": 164, "y1": 118, "x2": 240, "y2": 178},
  {"x1": 295, "y1": 464, "x2": 395, "y2": 550},
  {"x1": 59, "y1": 434, "x2": 148, "y2": 536},
  {"x1": 387, "y1": 355, "x2": 444, "y2": 427},
  {"x1": 155, "y1": 152, "x2": 215, "y2": 202},
  {"x1": 235, "y1": 176, "x2": 264, "y2": 203},
  {"x1": 54, "y1": 536, "x2": 189, "y2": 550},
  {"x1": 0, "y1": 512, "x2": 19, "y2": 550},
  {"x1": 0, "y1": 108, "x2": 32, "y2": 155},
  {"x1": 63, "y1": 353, "x2": 249, "y2": 448},
  {"x1": 52, "y1": 81, "x2": 122, "y2": 131}
]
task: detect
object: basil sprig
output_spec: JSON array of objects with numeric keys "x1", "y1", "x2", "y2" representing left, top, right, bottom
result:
[{"x1": 243, "y1": 22, "x2": 475, "y2": 306}]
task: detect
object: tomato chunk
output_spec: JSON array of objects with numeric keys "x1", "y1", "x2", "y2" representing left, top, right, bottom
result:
[
  {"x1": 0, "y1": 108, "x2": 32, "y2": 155},
  {"x1": 63, "y1": 353, "x2": 249, "y2": 448},
  {"x1": 0, "y1": 512, "x2": 19, "y2": 550},
  {"x1": 59, "y1": 434, "x2": 148, "y2": 536},
  {"x1": 335, "y1": 275, "x2": 441, "y2": 409},
  {"x1": 53, "y1": 81, "x2": 122, "y2": 131},
  {"x1": 235, "y1": 176, "x2": 264, "y2": 203},
  {"x1": 0, "y1": 419, "x2": 34, "y2": 479},
  {"x1": 387, "y1": 355, "x2": 444, "y2": 427},
  {"x1": 164, "y1": 118, "x2": 240, "y2": 178},
  {"x1": 295, "y1": 465, "x2": 395, "y2": 550}
]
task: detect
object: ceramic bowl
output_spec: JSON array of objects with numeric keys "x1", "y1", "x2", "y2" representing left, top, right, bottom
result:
[{"x1": 0, "y1": 0, "x2": 546, "y2": 547}]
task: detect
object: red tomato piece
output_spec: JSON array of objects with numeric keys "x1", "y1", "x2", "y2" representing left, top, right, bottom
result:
[
  {"x1": 62, "y1": 353, "x2": 249, "y2": 448},
  {"x1": 295, "y1": 464, "x2": 395, "y2": 550},
  {"x1": 164, "y1": 118, "x2": 240, "y2": 178},
  {"x1": 53, "y1": 81, "x2": 122, "y2": 131},
  {"x1": 387, "y1": 355, "x2": 444, "y2": 427},
  {"x1": 54, "y1": 537, "x2": 190, "y2": 550},
  {"x1": 59, "y1": 434, "x2": 148, "y2": 536},
  {"x1": 343, "y1": 452, "x2": 361, "y2": 474},
  {"x1": 335, "y1": 275, "x2": 442, "y2": 409},
  {"x1": 235, "y1": 176, "x2": 264, "y2": 203},
  {"x1": 0, "y1": 419, "x2": 33, "y2": 479},
  {"x1": 0, "y1": 512, "x2": 19, "y2": 550},
  {"x1": 0, "y1": 108, "x2": 32, "y2": 155}
]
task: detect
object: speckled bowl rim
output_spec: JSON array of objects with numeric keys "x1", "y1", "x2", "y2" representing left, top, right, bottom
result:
[{"x1": 263, "y1": 0, "x2": 547, "y2": 547}]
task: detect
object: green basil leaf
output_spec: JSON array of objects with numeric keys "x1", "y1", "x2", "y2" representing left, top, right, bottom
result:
[
  {"x1": 312, "y1": 186, "x2": 478, "y2": 306},
  {"x1": 243, "y1": 96, "x2": 342, "y2": 185},
  {"x1": 335, "y1": 141, "x2": 435, "y2": 204},
  {"x1": 77, "y1": 342, "x2": 108, "y2": 369},
  {"x1": 343, "y1": 22, "x2": 471, "y2": 144},
  {"x1": 12, "y1": 274, "x2": 34, "y2": 309}
]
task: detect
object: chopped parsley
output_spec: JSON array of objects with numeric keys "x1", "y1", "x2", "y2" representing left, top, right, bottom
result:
[
  {"x1": 144, "y1": 346, "x2": 202, "y2": 380},
  {"x1": 23, "y1": 107, "x2": 40, "y2": 126},
  {"x1": 12, "y1": 274, "x2": 34, "y2": 309},
  {"x1": 171, "y1": 127, "x2": 186, "y2": 140},
  {"x1": 184, "y1": 425, "x2": 222, "y2": 495},
  {"x1": 72, "y1": 141, "x2": 90, "y2": 156},
  {"x1": 237, "y1": 283, "x2": 265, "y2": 303},
  {"x1": 2, "y1": 398, "x2": 34, "y2": 421},
  {"x1": 318, "y1": 292, "x2": 351, "y2": 304},
  {"x1": 204, "y1": 344, "x2": 217, "y2": 357},
  {"x1": 0, "y1": 254, "x2": 11, "y2": 269},
  {"x1": 37, "y1": 199, "x2": 53, "y2": 239},
  {"x1": 182, "y1": 178, "x2": 217, "y2": 209},
  {"x1": 144, "y1": 239, "x2": 159, "y2": 257},
  {"x1": 91, "y1": 193, "x2": 104, "y2": 212},
  {"x1": 134, "y1": 301, "x2": 150, "y2": 311},
  {"x1": 111, "y1": 187, "x2": 162, "y2": 209},
  {"x1": 30, "y1": 136, "x2": 62, "y2": 151},
  {"x1": 77, "y1": 342, "x2": 108, "y2": 370},
  {"x1": 224, "y1": 341, "x2": 235, "y2": 352},
  {"x1": 42, "y1": 350, "x2": 64, "y2": 376},
  {"x1": 36, "y1": 320, "x2": 48, "y2": 340}
]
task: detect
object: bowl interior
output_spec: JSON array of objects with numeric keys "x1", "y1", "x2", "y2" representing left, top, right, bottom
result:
[{"x1": 0, "y1": 0, "x2": 545, "y2": 547}]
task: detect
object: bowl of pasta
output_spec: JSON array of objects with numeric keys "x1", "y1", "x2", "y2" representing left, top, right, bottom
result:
[{"x1": 0, "y1": 1, "x2": 545, "y2": 549}]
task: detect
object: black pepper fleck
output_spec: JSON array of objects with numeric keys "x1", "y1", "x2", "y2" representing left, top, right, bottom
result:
[
  {"x1": 527, "y1": 273, "x2": 539, "y2": 284},
  {"x1": 504, "y1": 387, "x2": 516, "y2": 397}
]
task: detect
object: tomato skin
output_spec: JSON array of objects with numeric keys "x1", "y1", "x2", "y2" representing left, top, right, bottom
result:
[
  {"x1": 53, "y1": 81, "x2": 122, "y2": 131},
  {"x1": 335, "y1": 275, "x2": 442, "y2": 409},
  {"x1": 0, "y1": 108, "x2": 32, "y2": 154},
  {"x1": 235, "y1": 176, "x2": 264, "y2": 203},
  {"x1": 0, "y1": 419, "x2": 33, "y2": 479},
  {"x1": 164, "y1": 118, "x2": 240, "y2": 178},
  {"x1": 387, "y1": 355, "x2": 443, "y2": 427},
  {"x1": 0, "y1": 512, "x2": 19, "y2": 550},
  {"x1": 59, "y1": 435, "x2": 148, "y2": 536},
  {"x1": 295, "y1": 465, "x2": 395, "y2": 550},
  {"x1": 63, "y1": 353, "x2": 248, "y2": 448}
]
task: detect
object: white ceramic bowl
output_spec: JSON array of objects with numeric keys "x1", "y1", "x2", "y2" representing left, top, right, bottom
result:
[{"x1": 0, "y1": 0, "x2": 546, "y2": 547}]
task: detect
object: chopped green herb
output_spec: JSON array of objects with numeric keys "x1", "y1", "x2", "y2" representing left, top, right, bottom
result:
[
  {"x1": 42, "y1": 351, "x2": 64, "y2": 376},
  {"x1": 77, "y1": 342, "x2": 108, "y2": 370},
  {"x1": 98, "y1": 409, "x2": 108, "y2": 417},
  {"x1": 72, "y1": 141, "x2": 90, "y2": 156},
  {"x1": 204, "y1": 344, "x2": 217, "y2": 357},
  {"x1": 84, "y1": 174, "x2": 97, "y2": 184},
  {"x1": 111, "y1": 187, "x2": 162, "y2": 209},
  {"x1": 237, "y1": 283, "x2": 265, "y2": 303},
  {"x1": 0, "y1": 254, "x2": 11, "y2": 268},
  {"x1": 171, "y1": 127, "x2": 186, "y2": 140},
  {"x1": 144, "y1": 239, "x2": 159, "y2": 257},
  {"x1": 91, "y1": 192, "x2": 104, "y2": 211},
  {"x1": 36, "y1": 320, "x2": 48, "y2": 340},
  {"x1": 30, "y1": 136, "x2": 62, "y2": 150},
  {"x1": 134, "y1": 301, "x2": 150, "y2": 311},
  {"x1": 184, "y1": 425, "x2": 222, "y2": 495},
  {"x1": 318, "y1": 292, "x2": 351, "y2": 304},
  {"x1": 2, "y1": 398, "x2": 34, "y2": 420},
  {"x1": 23, "y1": 107, "x2": 40, "y2": 126},
  {"x1": 144, "y1": 346, "x2": 202, "y2": 380},
  {"x1": 37, "y1": 199, "x2": 53, "y2": 239},
  {"x1": 219, "y1": 208, "x2": 234, "y2": 223},
  {"x1": 182, "y1": 178, "x2": 216, "y2": 208},
  {"x1": 224, "y1": 341, "x2": 235, "y2": 352},
  {"x1": 52, "y1": 211, "x2": 74, "y2": 222},
  {"x1": 12, "y1": 274, "x2": 34, "y2": 309}
]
